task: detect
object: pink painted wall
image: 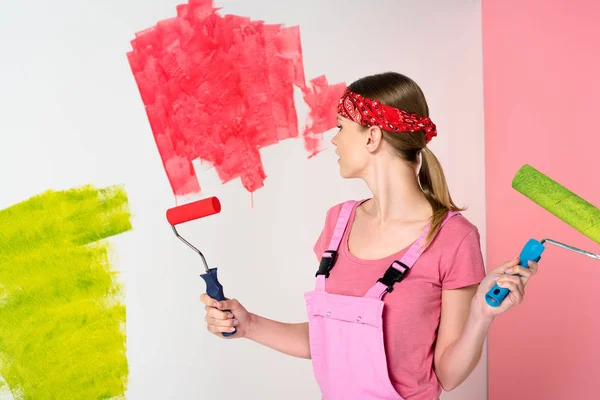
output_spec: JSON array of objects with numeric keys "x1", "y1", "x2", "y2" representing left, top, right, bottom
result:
[{"x1": 483, "y1": 0, "x2": 600, "y2": 399}]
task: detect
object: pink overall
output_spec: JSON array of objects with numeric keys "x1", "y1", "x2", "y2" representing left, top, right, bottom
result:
[{"x1": 305, "y1": 200, "x2": 458, "y2": 399}]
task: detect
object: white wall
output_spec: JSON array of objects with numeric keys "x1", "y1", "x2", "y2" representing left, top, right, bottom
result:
[{"x1": 0, "y1": 0, "x2": 486, "y2": 399}]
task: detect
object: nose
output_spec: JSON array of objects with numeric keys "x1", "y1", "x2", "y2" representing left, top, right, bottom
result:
[{"x1": 331, "y1": 132, "x2": 338, "y2": 146}]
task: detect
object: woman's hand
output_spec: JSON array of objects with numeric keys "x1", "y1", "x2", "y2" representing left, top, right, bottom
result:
[
  {"x1": 471, "y1": 256, "x2": 539, "y2": 322},
  {"x1": 200, "y1": 294, "x2": 252, "y2": 338}
]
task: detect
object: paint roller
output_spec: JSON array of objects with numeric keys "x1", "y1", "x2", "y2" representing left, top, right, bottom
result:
[
  {"x1": 166, "y1": 196, "x2": 235, "y2": 336},
  {"x1": 486, "y1": 164, "x2": 600, "y2": 307}
]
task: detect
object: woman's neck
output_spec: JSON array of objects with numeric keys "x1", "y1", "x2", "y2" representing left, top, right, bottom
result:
[{"x1": 361, "y1": 155, "x2": 432, "y2": 225}]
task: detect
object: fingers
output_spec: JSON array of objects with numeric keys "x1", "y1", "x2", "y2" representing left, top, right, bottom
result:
[
  {"x1": 503, "y1": 261, "x2": 539, "y2": 286},
  {"x1": 206, "y1": 322, "x2": 237, "y2": 334},
  {"x1": 204, "y1": 305, "x2": 233, "y2": 320},
  {"x1": 199, "y1": 293, "x2": 215, "y2": 306},
  {"x1": 482, "y1": 258, "x2": 539, "y2": 313},
  {"x1": 199, "y1": 294, "x2": 240, "y2": 311},
  {"x1": 203, "y1": 303, "x2": 238, "y2": 334},
  {"x1": 504, "y1": 264, "x2": 532, "y2": 279},
  {"x1": 212, "y1": 298, "x2": 243, "y2": 313},
  {"x1": 498, "y1": 274, "x2": 524, "y2": 294},
  {"x1": 496, "y1": 275, "x2": 524, "y2": 303},
  {"x1": 491, "y1": 258, "x2": 539, "y2": 279},
  {"x1": 527, "y1": 260, "x2": 539, "y2": 275},
  {"x1": 204, "y1": 314, "x2": 238, "y2": 327},
  {"x1": 204, "y1": 313, "x2": 238, "y2": 333},
  {"x1": 490, "y1": 256, "x2": 520, "y2": 275},
  {"x1": 200, "y1": 293, "x2": 241, "y2": 336},
  {"x1": 481, "y1": 257, "x2": 520, "y2": 291}
]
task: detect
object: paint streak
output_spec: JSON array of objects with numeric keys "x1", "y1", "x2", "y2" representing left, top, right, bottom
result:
[
  {"x1": 127, "y1": 0, "x2": 345, "y2": 196},
  {"x1": 302, "y1": 75, "x2": 347, "y2": 157},
  {"x1": 0, "y1": 185, "x2": 132, "y2": 399}
]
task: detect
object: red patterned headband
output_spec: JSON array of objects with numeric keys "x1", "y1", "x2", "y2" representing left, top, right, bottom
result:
[{"x1": 337, "y1": 88, "x2": 437, "y2": 142}]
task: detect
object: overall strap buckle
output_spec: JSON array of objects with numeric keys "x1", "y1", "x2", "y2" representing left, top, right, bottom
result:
[
  {"x1": 316, "y1": 250, "x2": 337, "y2": 278},
  {"x1": 377, "y1": 261, "x2": 409, "y2": 292},
  {"x1": 314, "y1": 200, "x2": 357, "y2": 280}
]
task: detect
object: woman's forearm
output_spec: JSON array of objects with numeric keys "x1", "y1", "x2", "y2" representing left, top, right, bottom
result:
[
  {"x1": 246, "y1": 314, "x2": 310, "y2": 359},
  {"x1": 434, "y1": 310, "x2": 492, "y2": 391}
]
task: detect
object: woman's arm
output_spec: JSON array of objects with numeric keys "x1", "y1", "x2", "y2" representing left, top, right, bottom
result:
[
  {"x1": 433, "y1": 257, "x2": 538, "y2": 391},
  {"x1": 200, "y1": 294, "x2": 310, "y2": 359},
  {"x1": 247, "y1": 314, "x2": 310, "y2": 359},
  {"x1": 433, "y1": 284, "x2": 488, "y2": 391}
]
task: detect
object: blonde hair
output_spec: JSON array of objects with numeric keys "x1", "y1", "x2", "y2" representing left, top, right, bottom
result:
[{"x1": 348, "y1": 72, "x2": 464, "y2": 247}]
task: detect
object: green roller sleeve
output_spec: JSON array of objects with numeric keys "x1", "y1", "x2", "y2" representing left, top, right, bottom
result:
[{"x1": 512, "y1": 164, "x2": 600, "y2": 244}]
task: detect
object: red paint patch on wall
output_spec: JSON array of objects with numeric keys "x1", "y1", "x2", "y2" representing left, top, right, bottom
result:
[{"x1": 127, "y1": 0, "x2": 345, "y2": 195}]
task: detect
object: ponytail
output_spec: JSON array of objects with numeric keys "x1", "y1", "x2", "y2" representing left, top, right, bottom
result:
[{"x1": 418, "y1": 147, "x2": 465, "y2": 247}]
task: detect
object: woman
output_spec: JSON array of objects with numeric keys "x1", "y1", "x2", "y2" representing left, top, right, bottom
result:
[{"x1": 200, "y1": 72, "x2": 537, "y2": 399}]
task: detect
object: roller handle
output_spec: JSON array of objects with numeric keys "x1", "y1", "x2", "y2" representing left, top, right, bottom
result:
[
  {"x1": 485, "y1": 239, "x2": 545, "y2": 307},
  {"x1": 201, "y1": 268, "x2": 236, "y2": 337}
]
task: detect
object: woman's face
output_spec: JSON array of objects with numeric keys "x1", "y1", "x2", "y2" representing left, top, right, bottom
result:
[{"x1": 331, "y1": 115, "x2": 370, "y2": 179}]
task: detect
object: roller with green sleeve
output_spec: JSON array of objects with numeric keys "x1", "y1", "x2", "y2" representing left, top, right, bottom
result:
[{"x1": 485, "y1": 164, "x2": 600, "y2": 307}]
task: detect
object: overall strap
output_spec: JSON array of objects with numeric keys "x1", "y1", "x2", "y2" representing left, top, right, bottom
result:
[
  {"x1": 315, "y1": 200, "x2": 357, "y2": 291},
  {"x1": 365, "y1": 211, "x2": 460, "y2": 299}
]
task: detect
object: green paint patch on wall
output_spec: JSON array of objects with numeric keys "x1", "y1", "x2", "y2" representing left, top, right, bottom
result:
[{"x1": 0, "y1": 185, "x2": 132, "y2": 399}]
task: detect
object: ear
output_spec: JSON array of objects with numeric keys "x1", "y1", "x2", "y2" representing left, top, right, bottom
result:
[{"x1": 365, "y1": 125, "x2": 383, "y2": 152}]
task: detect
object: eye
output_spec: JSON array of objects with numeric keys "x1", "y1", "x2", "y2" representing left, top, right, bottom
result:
[{"x1": 336, "y1": 124, "x2": 342, "y2": 130}]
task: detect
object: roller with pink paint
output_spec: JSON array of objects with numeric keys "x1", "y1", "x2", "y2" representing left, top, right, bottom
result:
[{"x1": 166, "y1": 196, "x2": 235, "y2": 336}]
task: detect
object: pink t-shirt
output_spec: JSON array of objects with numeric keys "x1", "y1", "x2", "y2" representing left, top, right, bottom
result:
[{"x1": 312, "y1": 200, "x2": 486, "y2": 399}]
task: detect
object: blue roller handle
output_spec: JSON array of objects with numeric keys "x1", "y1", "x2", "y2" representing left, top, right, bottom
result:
[
  {"x1": 201, "y1": 268, "x2": 236, "y2": 337},
  {"x1": 485, "y1": 239, "x2": 545, "y2": 307}
]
